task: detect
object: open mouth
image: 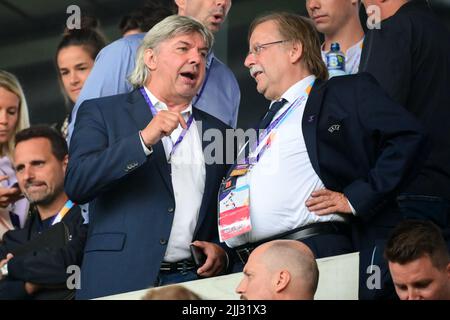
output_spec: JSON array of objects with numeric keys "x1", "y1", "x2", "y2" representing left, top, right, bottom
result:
[
  {"x1": 212, "y1": 14, "x2": 224, "y2": 23},
  {"x1": 250, "y1": 67, "x2": 263, "y2": 79},
  {"x1": 253, "y1": 71, "x2": 263, "y2": 79},
  {"x1": 180, "y1": 71, "x2": 196, "y2": 81}
]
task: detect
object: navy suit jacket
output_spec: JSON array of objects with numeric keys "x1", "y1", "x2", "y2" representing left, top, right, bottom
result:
[
  {"x1": 303, "y1": 73, "x2": 425, "y2": 248},
  {"x1": 65, "y1": 89, "x2": 230, "y2": 299}
]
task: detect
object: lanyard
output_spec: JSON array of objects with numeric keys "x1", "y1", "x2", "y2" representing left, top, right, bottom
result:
[
  {"x1": 51, "y1": 200, "x2": 75, "y2": 225},
  {"x1": 140, "y1": 87, "x2": 194, "y2": 159},
  {"x1": 244, "y1": 80, "x2": 315, "y2": 165}
]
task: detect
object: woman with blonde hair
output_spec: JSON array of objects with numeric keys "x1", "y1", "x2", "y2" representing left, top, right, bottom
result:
[{"x1": 0, "y1": 70, "x2": 30, "y2": 239}]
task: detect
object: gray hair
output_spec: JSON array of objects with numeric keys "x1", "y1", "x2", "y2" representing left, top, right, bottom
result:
[{"x1": 129, "y1": 15, "x2": 214, "y2": 87}]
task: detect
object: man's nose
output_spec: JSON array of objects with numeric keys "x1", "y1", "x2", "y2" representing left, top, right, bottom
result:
[
  {"x1": 23, "y1": 167, "x2": 35, "y2": 181},
  {"x1": 244, "y1": 52, "x2": 256, "y2": 68},
  {"x1": 407, "y1": 288, "x2": 422, "y2": 300},
  {"x1": 235, "y1": 278, "x2": 246, "y2": 294},
  {"x1": 189, "y1": 50, "x2": 203, "y2": 64},
  {"x1": 216, "y1": 0, "x2": 228, "y2": 8},
  {"x1": 307, "y1": 0, "x2": 320, "y2": 10}
]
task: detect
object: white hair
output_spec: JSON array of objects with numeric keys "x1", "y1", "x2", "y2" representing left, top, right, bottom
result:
[{"x1": 129, "y1": 15, "x2": 214, "y2": 87}]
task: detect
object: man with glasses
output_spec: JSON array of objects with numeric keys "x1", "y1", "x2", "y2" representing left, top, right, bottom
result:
[{"x1": 219, "y1": 12, "x2": 425, "y2": 272}]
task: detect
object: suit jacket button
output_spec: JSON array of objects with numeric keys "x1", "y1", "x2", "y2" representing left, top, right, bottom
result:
[
  {"x1": 168, "y1": 207, "x2": 174, "y2": 213},
  {"x1": 160, "y1": 239, "x2": 167, "y2": 245}
]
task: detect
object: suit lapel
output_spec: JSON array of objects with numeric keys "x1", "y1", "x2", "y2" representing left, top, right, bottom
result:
[
  {"x1": 302, "y1": 80, "x2": 326, "y2": 178},
  {"x1": 125, "y1": 89, "x2": 174, "y2": 195}
]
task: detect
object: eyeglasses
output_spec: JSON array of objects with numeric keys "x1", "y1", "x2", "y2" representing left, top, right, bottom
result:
[{"x1": 248, "y1": 40, "x2": 289, "y2": 56}]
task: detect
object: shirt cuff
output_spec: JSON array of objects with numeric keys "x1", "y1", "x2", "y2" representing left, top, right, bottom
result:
[
  {"x1": 347, "y1": 199, "x2": 357, "y2": 215},
  {"x1": 139, "y1": 131, "x2": 153, "y2": 156}
]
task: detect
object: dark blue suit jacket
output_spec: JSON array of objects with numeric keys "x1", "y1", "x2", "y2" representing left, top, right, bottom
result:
[
  {"x1": 65, "y1": 89, "x2": 230, "y2": 299},
  {"x1": 303, "y1": 73, "x2": 426, "y2": 249}
]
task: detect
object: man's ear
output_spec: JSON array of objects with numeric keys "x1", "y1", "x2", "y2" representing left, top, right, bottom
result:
[
  {"x1": 446, "y1": 262, "x2": 450, "y2": 278},
  {"x1": 62, "y1": 155, "x2": 69, "y2": 173},
  {"x1": 144, "y1": 48, "x2": 157, "y2": 71},
  {"x1": 289, "y1": 41, "x2": 303, "y2": 64},
  {"x1": 274, "y1": 270, "x2": 291, "y2": 293},
  {"x1": 175, "y1": 0, "x2": 186, "y2": 14}
]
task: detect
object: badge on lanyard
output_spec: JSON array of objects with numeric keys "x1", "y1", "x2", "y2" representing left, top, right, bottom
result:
[{"x1": 218, "y1": 175, "x2": 251, "y2": 242}]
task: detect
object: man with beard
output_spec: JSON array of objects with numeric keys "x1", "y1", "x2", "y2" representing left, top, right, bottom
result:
[{"x1": 0, "y1": 126, "x2": 86, "y2": 300}]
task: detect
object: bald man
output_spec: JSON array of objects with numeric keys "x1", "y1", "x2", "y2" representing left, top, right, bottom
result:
[{"x1": 235, "y1": 240, "x2": 319, "y2": 300}]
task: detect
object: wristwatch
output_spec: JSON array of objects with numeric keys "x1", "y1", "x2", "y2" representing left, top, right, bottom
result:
[{"x1": 0, "y1": 263, "x2": 8, "y2": 277}]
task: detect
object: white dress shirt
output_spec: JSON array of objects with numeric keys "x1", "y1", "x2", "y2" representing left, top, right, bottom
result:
[
  {"x1": 143, "y1": 88, "x2": 206, "y2": 262},
  {"x1": 226, "y1": 75, "x2": 345, "y2": 248}
]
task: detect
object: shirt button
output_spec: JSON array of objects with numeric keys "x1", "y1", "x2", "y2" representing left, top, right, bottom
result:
[{"x1": 160, "y1": 239, "x2": 167, "y2": 245}]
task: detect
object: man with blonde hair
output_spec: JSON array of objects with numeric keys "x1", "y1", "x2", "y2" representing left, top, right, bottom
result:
[{"x1": 66, "y1": 15, "x2": 231, "y2": 300}]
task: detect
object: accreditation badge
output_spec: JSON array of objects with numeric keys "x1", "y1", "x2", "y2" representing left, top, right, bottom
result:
[{"x1": 218, "y1": 174, "x2": 251, "y2": 242}]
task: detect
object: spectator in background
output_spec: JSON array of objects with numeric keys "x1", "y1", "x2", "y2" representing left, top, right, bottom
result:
[
  {"x1": 119, "y1": 1, "x2": 174, "y2": 37},
  {"x1": 55, "y1": 16, "x2": 107, "y2": 138},
  {"x1": 358, "y1": 0, "x2": 450, "y2": 299},
  {"x1": 236, "y1": 240, "x2": 319, "y2": 300},
  {"x1": 359, "y1": 0, "x2": 450, "y2": 230},
  {"x1": 0, "y1": 70, "x2": 30, "y2": 239},
  {"x1": 0, "y1": 126, "x2": 86, "y2": 300},
  {"x1": 384, "y1": 220, "x2": 450, "y2": 300},
  {"x1": 142, "y1": 285, "x2": 201, "y2": 300},
  {"x1": 306, "y1": 0, "x2": 364, "y2": 74}
]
